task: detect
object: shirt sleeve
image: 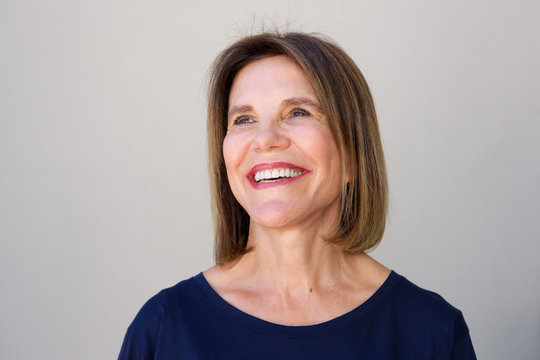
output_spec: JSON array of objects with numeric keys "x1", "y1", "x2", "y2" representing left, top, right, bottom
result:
[
  {"x1": 118, "y1": 327, "x2": 152, "y2": 360},
  {"x1": 118, "y1": 295, "x2": 164, "y2": 360},
  {"x1": 451, "y1": 312, "x2": 477, "y2": 360}
]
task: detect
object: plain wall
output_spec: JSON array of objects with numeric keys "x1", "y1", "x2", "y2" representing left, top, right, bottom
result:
[{"x1": 1, "y1": 1, "x2": 539, "y2": 359}]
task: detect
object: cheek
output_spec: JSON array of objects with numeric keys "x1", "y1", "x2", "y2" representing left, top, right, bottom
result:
[
  {"x1": 222, "y1": 133, "x2": 251, "y2": 209},
  {"x1": 223, "y1": 132, "x2": 245, "y2": 164},
  {"x1": 222, "y1": 135, "x2": 235, "y2": 169},
  {"x1": 291, "y1": 123, "x2": 341, "y2": 170},
  {"x1": 222, "y1": 132, "x2": 249, "y2": 183},
  {"x1": 222, "y1": 137, "x2": 238, "y2": 190}
]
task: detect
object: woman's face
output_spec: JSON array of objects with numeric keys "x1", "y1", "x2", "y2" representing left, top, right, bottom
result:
[{"x1": 223, "y1": 55, "x2": 343, "y2": 231}]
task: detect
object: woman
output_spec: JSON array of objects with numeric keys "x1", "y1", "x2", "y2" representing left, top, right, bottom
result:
[{"x1": 119, "y1": 32, "x2": 476, "y2": 359}]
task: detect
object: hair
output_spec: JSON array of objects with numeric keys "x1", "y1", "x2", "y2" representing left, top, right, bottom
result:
[{"x1": 207, "y1": 32, "x2": 388, "y2": 265}]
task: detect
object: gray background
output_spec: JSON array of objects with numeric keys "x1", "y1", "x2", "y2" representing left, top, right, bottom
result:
[{"x1": 1, "y1": 1, "x2": 539, "y2": 359}]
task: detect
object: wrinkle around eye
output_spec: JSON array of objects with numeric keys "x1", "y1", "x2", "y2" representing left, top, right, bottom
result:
[
  {"x1": 234, "y1": 116, "x2": 254, "y2": 125},
  {"x1": 226, "y1": 118, "x2": 255, "y2": 134},
  {"x1": 291, "y1": 107, "x2": 311, "y2": 117},
  {"x1": 227, "y1": 114, "x2": 254, "y2": 128},
  {"x1": 287, "y1": 107, "x2": 327, "y2": 123}
]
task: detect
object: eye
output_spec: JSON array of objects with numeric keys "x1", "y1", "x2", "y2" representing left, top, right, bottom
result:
[
  {"x1": 232, "y1": 115, "x2": 254, "y2": 125},
  {"x1": 290, "y1": 107, "x2": 311, "y2": 118}
]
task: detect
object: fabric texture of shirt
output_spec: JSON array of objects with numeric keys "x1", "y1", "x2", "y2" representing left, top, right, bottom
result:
[{"x1": 118, "y1": 270, "x2": 476, "y2": 359}]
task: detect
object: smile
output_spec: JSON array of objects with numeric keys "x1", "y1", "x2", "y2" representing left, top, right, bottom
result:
[
  {"x1": 254, "y1": 168, "x2": 304, "y2": 183},
  {"x1": 247, "y1": 162, "x2": 310, "y2": 189}
]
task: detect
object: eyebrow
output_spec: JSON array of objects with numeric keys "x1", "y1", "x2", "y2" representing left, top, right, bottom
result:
[
  {"x1": 281, "y1": 97, "x2": 323, "y2": 113},
  {"x1": 227, "y1": 105, "x2": 253, "y2": 118},
  {"x1": 227, "y1": 97, "x2": 323, "y2": 118}
]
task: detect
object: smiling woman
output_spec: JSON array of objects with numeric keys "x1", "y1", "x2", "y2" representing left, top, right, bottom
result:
[
  {"x1": 208, "y1": 33, "x2": 389, "y2": 265},
  {"x1": 118, "y1": 32, "x2": 477, "y2": 359}
]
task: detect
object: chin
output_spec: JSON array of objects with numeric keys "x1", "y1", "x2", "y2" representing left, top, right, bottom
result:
[{"x1": 248, "y1": 201, "x2": 300, "y2": 229}]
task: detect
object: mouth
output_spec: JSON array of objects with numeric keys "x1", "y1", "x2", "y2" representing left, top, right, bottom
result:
[
  {"x1": 247, "y1": 162, "x2": 309, "y2": 187},
  {"x1": 253, "y1": 168, "x2": 304, "y2": 183}
]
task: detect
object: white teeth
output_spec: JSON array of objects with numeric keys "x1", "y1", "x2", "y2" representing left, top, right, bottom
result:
[{"x1": 253, "y1": 168, "x2": 304, "y2": 183}]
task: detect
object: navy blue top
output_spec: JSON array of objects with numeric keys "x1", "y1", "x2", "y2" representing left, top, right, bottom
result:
[{"x1": 118, "y1": 271, "x2": 476, "y2": 359}]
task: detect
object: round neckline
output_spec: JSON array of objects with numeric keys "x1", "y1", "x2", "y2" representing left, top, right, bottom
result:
[{"x1": 193, "y1": 270, "x2": 402, "y2": 337}]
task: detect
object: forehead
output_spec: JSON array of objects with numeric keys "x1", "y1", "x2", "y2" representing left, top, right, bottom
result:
[{"x1": 228, "y1": 55, "x2": 318, "y2": 107}]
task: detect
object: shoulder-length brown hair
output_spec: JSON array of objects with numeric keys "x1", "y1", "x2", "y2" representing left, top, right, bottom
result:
[{"x1": 207, "y1": 32, "x2": 388, "y2": 265}]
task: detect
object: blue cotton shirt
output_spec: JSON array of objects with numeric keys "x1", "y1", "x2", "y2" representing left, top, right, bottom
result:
[{"x1": 118, "y1": 271, "x2": 476, "y2": 359}]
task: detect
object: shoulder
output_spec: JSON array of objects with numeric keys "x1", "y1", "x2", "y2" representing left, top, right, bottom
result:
[
  {"x1": 118, "y1": 275, "x2": 204, "y2": 359},
  {"x1": 132, "y1": 276, "x2": 201, "y2": 324},
  {"x1": 391, "y1": 273, "x2": 460, "y2": 316},
  {"x1": 384, "y1": 272, "x2": 472, "y2": 350}
]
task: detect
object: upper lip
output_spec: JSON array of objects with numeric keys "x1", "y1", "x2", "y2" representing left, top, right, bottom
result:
[{"x1": 246, "y1": 162, "x2": 310, "y2": 180}]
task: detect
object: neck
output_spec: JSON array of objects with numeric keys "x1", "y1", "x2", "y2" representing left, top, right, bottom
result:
[
  {"x1": 206, "y1": 209, "x2": 390, "y2": 325},
  {"x1": 229, "y1": 210, "x2": 360, "y2": 297}
]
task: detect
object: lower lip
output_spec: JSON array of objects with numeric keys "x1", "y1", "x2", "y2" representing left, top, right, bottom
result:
[{"x1": 248, "y1": 172, "x2": 308, "y2": 189}]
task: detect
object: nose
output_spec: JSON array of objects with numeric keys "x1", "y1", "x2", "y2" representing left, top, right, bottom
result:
[{"x1": 252, "y1": 121, "x2": 290, "y2": 152}]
